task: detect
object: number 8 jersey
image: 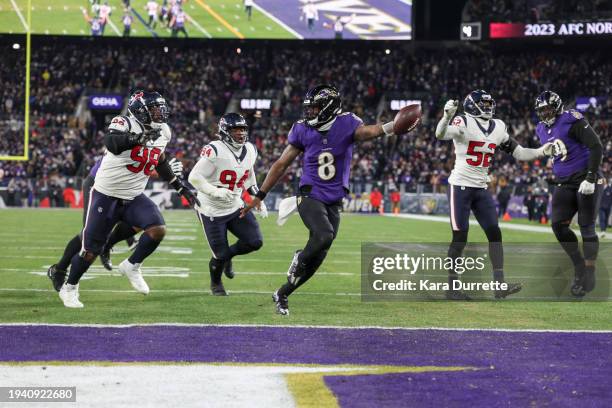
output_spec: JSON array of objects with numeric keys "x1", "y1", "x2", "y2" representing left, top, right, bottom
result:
[
  {"x1": 288, "y1": 112, "x2": 363, "y2": 204},
  {"x1": 94, "y1": 115, "x2": 172, "y2": 200},
  {"x1": 444, "y1": 115, "x2": 509, "y2": 188}
]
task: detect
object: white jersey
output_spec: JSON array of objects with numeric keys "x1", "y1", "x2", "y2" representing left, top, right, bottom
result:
[
  {"x1": 303, "y1": 4, "x2": 318, "y2": 20},
  {"x1": 94, "y1": 115, "x2": 172, "y2": 200},
  {"x1": 99, "y1": 4, "x2": 112, "y2": 20},
  {"x1": 147, "y1": 1, "x2": 159, "y2": 16},
  {"x1": 445, "y1": 115, "x2": 509, "y2": 188},
  {"x1": 192, "y1": 141, "x2": 258, "y2": 217},
  {"x1": 244, "y1": 0, "x2": 254, "y2": 7}
]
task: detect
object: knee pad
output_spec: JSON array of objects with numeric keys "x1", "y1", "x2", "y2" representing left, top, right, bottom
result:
[
  {"x1": 79, "y1": 250, "x2": 97, "y2": 263},
  {"x1": 249, "y1": 239, "x2": 263, "y2": 251},
  {"x1": 448, "y1": 230, "x2": 468, "y2": 258},
  {"x1": 484, "y1": 226, "x2": 502, "y2": 243},
  {"x1": 146, "y1": 225, "x2": 166, "y2": 241},
  {"x1": 579, "y1": 224, "x2": 597, "y2": 239},
  {"x1": 552, "y1": 221, "x2": 576, "y2": 242},
  {"x1": 313, "y1": 231, "x2": 335, "y2": 252}
]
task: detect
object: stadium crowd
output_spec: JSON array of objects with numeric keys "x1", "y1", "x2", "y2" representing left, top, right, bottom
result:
[
  {"x1": 1, "y1": 40, "x2": 611, "y2": 212},
  {"x1": 462, "y1": 0, "x2": 612, "y2": 23}
]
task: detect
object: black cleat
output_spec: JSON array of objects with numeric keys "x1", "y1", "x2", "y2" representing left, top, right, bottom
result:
[
  {"x1": 100, "y1": 250, "x2": 113, "y2": 271},
  {"x1": 273, "y1": 290, "x2": 289, "y2": 315},
  {"x1": 582, "y1": 268, "x2": 596, "y2": 293},
  {"x1": 495, "y1": 282, "x2": 523, "y2": 299},
  {"x1": 445, "y1": 290, "x2": 472, "y2": 300},
  {"x1": 47, "y1": 264, "x2": 67, "y2": 292},
  {"x1": 211, "y1": 282, "x2": 228, "y2": 296},
  {"x1": 571, "y1": 268, "x2": 587, "y2": 297},
  {"x1": 223, "y1": 259, "x2": 234, "y2": 279}
]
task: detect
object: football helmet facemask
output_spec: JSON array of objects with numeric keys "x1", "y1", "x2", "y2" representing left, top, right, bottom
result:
[
  {"x1": 128, "y1": 90, "x2": 170, "y2": 126},
  {"x1": 535, "y1": 91, "x2": 563, "y2": 127},
  {"x1": 218, "y1": 113, "x2": 249, "y2": 150},
  {"x1": 302, "y1": 84, "x2": 342, "y2": 129},
  {"x1": 463, "y1": 90, "x2": 495, "y2": 120}
]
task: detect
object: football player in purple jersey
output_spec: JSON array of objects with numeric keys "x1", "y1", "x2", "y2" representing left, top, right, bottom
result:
[
  {"x1": 241, "y1": 84, "x2": 409, "y2": 315},
  {"x1": 534, "y1": 91, "x2": 603, "y2": 297}
]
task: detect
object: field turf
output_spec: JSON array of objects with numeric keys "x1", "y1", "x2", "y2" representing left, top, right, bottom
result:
[
  {"x1": 1, "y1": 208, "x2": 610, "y2": 330},
  {"x1": 1, "y1": 0, "x2": 296, "y2": 38}
]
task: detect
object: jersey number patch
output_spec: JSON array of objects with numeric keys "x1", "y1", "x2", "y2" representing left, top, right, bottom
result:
[
  {"x1": 318, "y1": 152, "x2": 336, "y2": 181},
  {"x1": 126, "y1": 146, "x2": 161, "y2": 176},
  {"x1": 220, "y1": 170, "x2": 249, "y2": 191},
  {"x1": 466, "y1": 141, "x2": 496, "y2": 167}
]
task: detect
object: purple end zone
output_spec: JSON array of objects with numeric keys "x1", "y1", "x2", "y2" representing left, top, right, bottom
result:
[
  {"x1": 1, "y1": 325, "x2": 611, "y2": 406},
  {"x1": 256, "y1": 0, "x2": 412, "y2": 40}
]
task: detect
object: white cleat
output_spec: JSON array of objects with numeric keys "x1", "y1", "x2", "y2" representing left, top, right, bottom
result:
[
  {"x1": 119, "y1": 259, "x2": 150, "y2": 295},
  {"x1": 59, "y1": 283, "x2": 84, "y2": 308}
]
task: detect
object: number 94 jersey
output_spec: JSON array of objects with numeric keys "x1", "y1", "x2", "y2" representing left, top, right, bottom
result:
[
  {"x1": 94, "y1": 115, "x2": 172, "y2": 200},
  {"x1": 446, "y1": 115, "x2": 509, "y2": 188},
  {"x1": 195, "y1": 140, "x2": 258, "y2": 217}
]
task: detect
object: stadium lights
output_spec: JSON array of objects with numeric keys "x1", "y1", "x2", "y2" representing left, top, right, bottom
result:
[
  {"x1": 385, "y1": 49, "x2": 391, "y2": 55},
  {"x1": 236, "y1": 48, "x2": 242, "y2": 54},
  {"x1": 163, "y1": 46, "x2": 169, "y2": 53},
  {"x1": 12, "y1": 43, "x2": 20, "y2": 50}
]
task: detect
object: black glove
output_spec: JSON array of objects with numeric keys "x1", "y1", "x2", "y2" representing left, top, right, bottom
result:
[
  {"x1": 178, "y1": 186, "x2": 200, "y2": 207},
  {"x1": 144, "y1": 127, "x2": 162, "y2": 142},
  {"x1": 126, "y1": 132, "x2": 150, "y2": 146}
]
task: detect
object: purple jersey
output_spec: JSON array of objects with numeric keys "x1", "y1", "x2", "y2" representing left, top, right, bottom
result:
[
  {"x1": 537, "y1": 110, "x2": 589, "y2": 179},
  {"x1": 288, "y1": 113, "x2": 362, "y2": 204},
  {"x1": 89, "y1": 158, "x2": 102, "y2": 178}
]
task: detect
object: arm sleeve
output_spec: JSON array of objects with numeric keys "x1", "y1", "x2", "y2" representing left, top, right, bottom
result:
[
  {"x1": 104, "y1": 130, "x2": 138, "y2": 155},
  {"x1": 104, "y1": 116, "x2": 138, "y2": 155},
  {"x1": 188, "y1": 156, "x2": 218, "y2": 196},
  {"x1": 499, "y1": 137, "x2": 545, "y2": 161},
  {"x1": 435, "y1": 115, "x2": 465, "y2": 141},
  {"x1": 569, "y1": 119, "x2": 603, "y2": 180}
]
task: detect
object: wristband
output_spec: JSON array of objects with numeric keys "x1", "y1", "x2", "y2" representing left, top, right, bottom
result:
[
  {"x1": 255, "y1": 190, "x2": 267, "y2": 200},
  {"x1": 585, "y1": 172, "x2": 597, "y2": 183},
  {"x1": 382, "y1": 121, "x2": 394, "y2": 136}
]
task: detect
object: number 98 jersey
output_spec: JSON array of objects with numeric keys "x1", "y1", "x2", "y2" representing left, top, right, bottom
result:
[
  {"x1": 288, "y1": 113, "x2": 362, "y2": 204},
  {"x1": 94, "y1": 115, "x2": 172, "y2": 200},
  {"x1": 447, "y1": 115, "x2": 509, "y2": 188}
]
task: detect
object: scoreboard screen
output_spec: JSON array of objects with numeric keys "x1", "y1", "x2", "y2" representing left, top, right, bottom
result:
[{"x1": 490, "y1": 21, "x2": 612, "y2": 39}]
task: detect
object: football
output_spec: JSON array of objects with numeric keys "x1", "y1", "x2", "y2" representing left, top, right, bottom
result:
[{"x1": 393, "y1": 104, "x2": 422, "y2": 134}]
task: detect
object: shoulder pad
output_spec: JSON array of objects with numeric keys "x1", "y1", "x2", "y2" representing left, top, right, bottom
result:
[
  {"x1": 160, "y1": 123, "x2": 172, "y2": 141},
  {"x1": 349, "y1": 112, "x2": 363, "y2": 124},
  {"x1": 295, "y1": 119, "x2": 306, "y2": 124},
  {"x1": 108, "y1": 116, "x2": 130, "y2": 132},
  {"x1": 567, "y1": 109, "x2": 583, "y2": 121},
  {"x1": 200, "y1": 144, "x2": 218, "y2": 159},
  {"x1": 450, "y1": 115, "x2": 466, "y2": 127}
]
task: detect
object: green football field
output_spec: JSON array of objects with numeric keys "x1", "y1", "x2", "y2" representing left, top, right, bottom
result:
[
  {"x1": 0, "y1": 208, "x2": 610, "y2": 330},
  {"x1": 0, "y1": 0, "x2": 296, "y2": 38}
]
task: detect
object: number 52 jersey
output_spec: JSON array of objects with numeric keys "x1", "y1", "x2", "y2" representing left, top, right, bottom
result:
[
  {"x1": 94, "y1": 115, "x2": 172, "y2": 200},
  {"x1": 445, "y1": 115, "x2": 509, "y2": 188}
]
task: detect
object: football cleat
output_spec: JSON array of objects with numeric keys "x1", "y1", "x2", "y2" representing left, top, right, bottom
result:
[
  {"x1": 118, "y1": 259, "x2": 150, "y2": 295},
  {"x1": 59, "y1": 283, "x2": 84, "y2": 308},
  {"x1": 223, "y1": 259, "x2": 235, "y2": 279},
  {"x1": 445, "y1": 290, "x2": 472, "y2": 301},
  {"x1": 47, "y1": 264, "x2": 67, "y2": 292},
  {"x1": 495, "y1": 282, "x2": 523, "y2": 299},
  {"x1": 100, "y1": 250, "x2": 113, "y2": 271},
  {"x1": 570, "y1": 267, "x2": 586, "y2": 297},
  {"x1": 211, "y1": 282, "x2": 228, "y2": 296},
  {"x1": 582, "y1": 268, "x2": 596, "y2": 293},
  {"x1": 272, "y1": 290, "x2": 289, "y2": 315},
  {"x1": 287, "y1": 250, "x2": 302, "y2": 285}
]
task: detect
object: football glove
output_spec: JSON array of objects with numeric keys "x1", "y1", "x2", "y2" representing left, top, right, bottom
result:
[
  {"x1": 552, "y1": 139, "x2": 568, "y2": 161},
  {"x1": 578, "y1": 180, "x2": 595, "y2": 195},
  {"x1": 210, "y1": 188, "x2": 237, "y2": 203},
  {"x1": 539, "y1": 142, "x2": 554, "y2": 157},
  {"x1": 168, "y1": 158, "x2": 183, "y2": 178},
  {"x1": 443, "y1": 100, "x2": 458, "y2": 119},
  {"x1": 254, "y1": 201, "x2": 269, "y2": 218},
  {"x1": 177, "y1": 186, "x2": 200, "y2": 207}
]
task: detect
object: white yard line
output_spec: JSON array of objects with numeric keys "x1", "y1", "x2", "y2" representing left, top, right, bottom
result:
[
  {"x1": 1, "y1": 321, "x2": 610, "y2": 333},
  {"x1": 186, "y1": 12, "x2": 212, "y2": 38},
  {"x1": 251, "y1": 2, "x2": 303, "y2": 39},
  {"x1": 9, "y1": 0, "x2": 28, "y2": 31}
]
